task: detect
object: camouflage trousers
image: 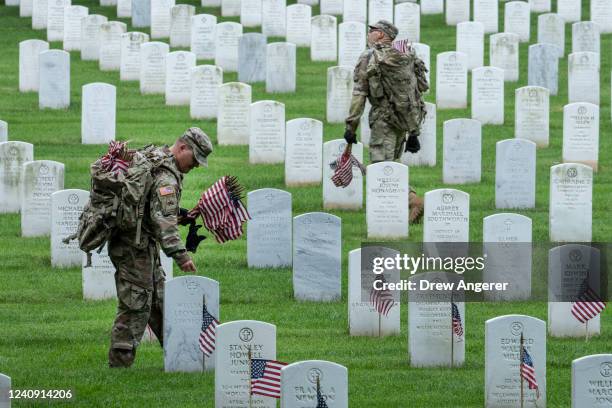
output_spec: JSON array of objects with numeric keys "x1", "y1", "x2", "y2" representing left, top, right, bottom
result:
[
  {"x1": 369, "y1": 120, "x2": 415, "y2": 194},
  {"x1": 108, "y1": 240, "x2": 165, "y2": 368}
]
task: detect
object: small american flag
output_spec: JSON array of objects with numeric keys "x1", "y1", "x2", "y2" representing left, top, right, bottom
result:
[
  {"x1": 520, "y1": 346, "x2": 539, "y2": 395},
  {"x1": 189, "y1": 176, "x2": 250, "y2": 243},
  {"x1": 392, "y1": 38, "x2": 411, "y2": 54},
  {"x1": 316, "y1": 378, "x2": 329, "y2": 408},
  {"x1": 250, "y1": 359, "x2": 287, "y2": 399},
  {"x1": 329, "y1": 144, "x2": 366, "y2": 188},
  {"x1": 100, "y1": 141, "x2": 131, "y2": 174},
  {"x1": 198, "y1": 302, "x2": 218, "y2": 357},
  {"x1": 571, "y1": 281, "x2": 606, "y2": 323},
  {"x1": 369, "y1": 274, "x2": 395, "y2": 316},
  {"x1": 451, "y1": 302, "x2": 464, "y2": 337}
]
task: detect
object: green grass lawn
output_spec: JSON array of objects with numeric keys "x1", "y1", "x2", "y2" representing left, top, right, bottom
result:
[{"x1": 0, "y1": 0, "x2": 611, "y2": 406}]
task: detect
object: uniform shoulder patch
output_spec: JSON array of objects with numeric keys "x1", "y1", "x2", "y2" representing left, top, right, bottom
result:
[{"x1": 159, "y1": 185, "x2": 175, "y2": 196}]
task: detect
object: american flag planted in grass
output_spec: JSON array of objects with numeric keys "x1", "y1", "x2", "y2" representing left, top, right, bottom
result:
[
  {"x1": 100, "y1": 141, "x2": 132, "y2": 174},
  {"x1": 188, "y1": 175, "x2": 251, "y2": 243},
  {"x1": 329, "y1": 144, "x2": 366, "y2": 188}
]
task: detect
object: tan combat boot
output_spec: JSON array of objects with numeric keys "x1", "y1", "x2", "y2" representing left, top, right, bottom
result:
[{"x1": 409, "y1": 192, "x2": 424, "y2": 224}]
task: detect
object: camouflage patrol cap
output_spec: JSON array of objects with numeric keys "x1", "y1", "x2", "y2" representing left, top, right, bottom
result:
[
  {"x1": 368, "y1": 20, "x2": 399, "y2": 40},
  {"x1": 183, "y1": 127, "x2": 213, "y2": 167}
]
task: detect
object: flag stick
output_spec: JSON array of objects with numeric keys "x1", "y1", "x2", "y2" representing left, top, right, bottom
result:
[
  {"x1": 585, "y1": 320, "x2": 590, "y2": 342},
  {"x1": 520, "y1": 333, "x2": 524, "y2": 408},
  {"x1": 202, "y1": 294, "x2": 206, "y2": 372},
  {"x1": 450, "y1": 295, "x2": 454, "y2": 368},
  {"x1": 378, "y1": 312, "x2": 382, "y2": 338},
  {"x1": 248, "y1": 346, "x2": 253, "y2": 408}
]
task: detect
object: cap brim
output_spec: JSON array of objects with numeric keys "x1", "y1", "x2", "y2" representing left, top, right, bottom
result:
[{"x1": 195, "y1": 153, "x2": 208, "y2": 167}]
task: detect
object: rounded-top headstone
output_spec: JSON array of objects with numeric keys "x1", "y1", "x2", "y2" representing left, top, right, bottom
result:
[
  {"x1": 280, "y1": 360, "x2": 348, "y2": 408},
  {"x1": 572, "y1": 354, "x2": 612, "y2": 407}
]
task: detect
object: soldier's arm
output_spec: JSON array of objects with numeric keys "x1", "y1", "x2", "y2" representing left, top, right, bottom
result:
[
  {"x1": 345, "y1": 51, "x2": 370, "y2": 134},
  {"x1": 149, "y1": 175, "x2": 191, "y2": 266},
  {"x1": 345, "y1": 95, "x2": 367, "y2": 134}
]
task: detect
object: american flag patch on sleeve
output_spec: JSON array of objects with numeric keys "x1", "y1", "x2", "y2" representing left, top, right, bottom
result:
[{"x1": 159, "y1": 185, "x2": 175, "y2": 196}]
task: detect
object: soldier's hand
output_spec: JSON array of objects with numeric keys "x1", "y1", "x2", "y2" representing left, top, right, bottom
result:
[
  {"x1": 405, "y1": 132, "x2": 421, "y2": 153},
  {"x1": 178, "y1": 207, "x2": 194, "y2": 226},
  {"x1": 179, "y1": 259, "x2": 197, "y2": 273},
  {"x1": 186, "y1": 224, "x2": 207, "y2": 253},
  {"x1": 343, "y1": 129, "x2": 357, "y2": 144}
]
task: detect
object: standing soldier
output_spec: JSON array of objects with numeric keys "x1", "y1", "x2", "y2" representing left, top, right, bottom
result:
[
  {"x1": 344, "y1": 20, "x2": 427, "y2": 223},
  {"x1": 108, "y1": 127, "x2": 213, "y2": 368}
]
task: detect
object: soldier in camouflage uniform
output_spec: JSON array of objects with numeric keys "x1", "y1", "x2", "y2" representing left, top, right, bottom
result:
[
  {"x1": 344, "y1": 20, "x2": 424, "y2": 223},
  {"x1": 108, "y1": 127, "x2": 212, "y2": 368}
]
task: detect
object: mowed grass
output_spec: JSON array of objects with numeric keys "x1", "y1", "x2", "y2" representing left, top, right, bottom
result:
[{"x1": 0, "y1": 0, "x2": 611, "y2": 406}]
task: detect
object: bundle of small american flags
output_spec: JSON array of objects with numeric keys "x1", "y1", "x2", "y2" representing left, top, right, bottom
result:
[
  {"x1": 329, "y1": 144, "x2": 366, "y2": 188},
  {"x1": 520, "y1": 346, "x2": 539, "y2": 397},
  {"x1": 392, "y1": 38, "x2": 411, "y2": 54},
  {"x1": 250, "y1": 359, "x2": 288, "y2": 399},
  {"x1": 188, "y1": 175, "x2": 251, "y2": 243},
  {"x1": 99, "y1": 141, "x2": 131, "y2": 174},
  {"x1": 198, "y1": 301, "x2": 219, "y2": 357},
  {"x1": 369, "y1": 273, "x2": 395, "y2": 316},
  {"x1": 570, "y1": 280, "x2": 606, "y2": 323}
]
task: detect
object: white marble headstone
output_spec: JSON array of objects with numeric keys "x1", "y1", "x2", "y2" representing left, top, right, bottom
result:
[
  {"x1": 32, "y1": 0, "x2": 48, "y2": 30},
  {"x1": 366, "y1": 161, "x2": 409, "y2": 238},
  {"x1": 401, "y1": 102, "x2": 436, "y2": 167},
  {"x1": 21, "y1": 0, "x2": 33, "y2": 17},
  {"x1": 47, "y1": 0, "x2": 70, "y2": 42},
  {"x1": 558, "y1": 0, "x2": 581, "y2": 22},
  {"x1": 412, "y1": 42, "x2": 431, "y2": 87},
  {"x1": 311, "y1": 15, "x2": 337, "y2": 61},
  {"x1": 436, "y1": 51, "x2": 468, "y2": 109},
  {"x1": 190, "y1": 65, "x2": 223, "y2": 120},
  {"x1": 445, "y1": 0, "x2": 470, "y2": 26},
  {"x1": 293, "y1": 212, "x2": 341, "y2": 301},
  {"x1": 338, "y1": 21, "x2": 366, "y2": 67},
  {"x1": 572, "y1": 354, "x2": 612, "y2": 407},
  {"x1": 117, "y1": 0, "x2": 131, "y2": 18},
  {"x1": 495, "y1": 139, "x2": 536, "y2": 209},
  {"x1": 164, "y1": 276, "x2": 219, "y2": 372},
  {"x1": 368, "y1": 0, "x2": 393, "y2": 25},
  {"x1": 323, "y1": 140, "x2": 363, "y2": 210},
  {"x1": 326, "y1": 66, "x2": 353, "y2": 123},
  {"x1": 81, "y1": 82, "x2": 116, "y2": 144},
  {"x1": 191, "y1": 14, "x2": 216, "y2": 60},
  {"x1": 563, "y1": 102, "x2": 599, "y2": 171},
  {"x1": 249, "y1": 100, "x2": 286, "y2": 164},
  {"x1": 39, "y1": 49, "x2": 70, "y2": 109},
  {"x1": 19, "y1": 39, "x2": 49, "y2": 92},
  {"x1": 530, "y1": 0, "x2": 550, "y2": 12},
  {"x1": 266, "y1": 42, "x2": 296, "y2": 93},
  {"x1": 247, "y1": 188, "x2": 292, "y2": 268},
  {"x1": 280, "y1": 361, "x2": 348, "y2": 408},
  {"x1": 241, "y1": 0, "x2": 262, "y2": 27},
  {"x1": 62, "y1": 5, "x2": 88, "y2": 51},
  {"x1": 394, "y1": 3, "x2": 420, "y2": 42},
  {"x1": 549, "y1": 163, "x2": 592, "y2": 242},
  {"x1": 99, "y1": 21, "x2": 127, "y2": 72},
  {"x1": 169, "y1": 4, "x2": 194, "y2": 48},
  {"x1": 0, "y1": 141, "x2": 34, "y2": 213},
  {"x1": 515, "y1": 86, "x2": 549, "y2": 147},
  {"x1": 423, "y1": 188, "x2": 470, "y2": 242},
  {"x1": 572, "y1": 22, "x2": 600, "y2": 55},
  {"x1": 504, "y1": 1, "x2": 530, "y2": 43},
  {"x1": 591, "y1": 0, "x2": 612, "y2": 33},
  {"x1": 83, "y1": 245, "x2": 115, "y2": 300},
  {"x1": 568, "y1": 52, "x2": 600, "y2": 105},
  {"x1": 150, "y1": 0, "x2": 175, "y2": 39},
  {"x1": 421, "y1": 0, "x2": 443, "y2": 14},
  {"x1": 0, "y1": 373, "x2": 10, "y2": 408},
  {"x1": 472, "y1": 66, "x2": 504, "y2": 124},
  {"x1": 217, "y1": 82, "x2": 252, "y2": 145},
  {"x1": 262, "y1": 0, "x2": 286, "y2": 37},
  {"x1": 238, "y1": 33, "x2": 267, "y2": 84},
  {"x1": 537, "y1": 13, "x2": 564, "y2": 57},
  {"x1": 0, "y1": 122, "x2": 6, "y2": 143},
  {"x1": 321, "y1": 0, "x2": 343, "y2": 14},
  {"x1": 343, "y1": 0, "x2": 365, "y2": 23},
  {"x1": 120, "y1": 32, "x2": 149, "y2": 81},
  {"x1": 221, "y1": 0, "x2": 241, "y2": 17},
  {"x1": 443, "y1": 119, "x2": 481, "y2": 184},
  {"x1": 528, "y1": 43, "x2": 559, "y2": 95},
  {"x1": 489, "y1": 33, "x2": 519, "y2": 82},
  {"x1": 21, "y1": 160, "x2": 65, "y2": 237},
  {"x1": 50, "y1": 189, "x2": 89, "y2": 267},
  {"x1": 165, "y1": 51, "x2": 196, "y2": 106},
  {"x1": 80, "y1": 14, "x2": 107, "y2": 61},
  {"x1": 473, "y1": 0, "x2": 497, "y2": 33},
  {"x1": 131, "y1": 0, "x2": 150, "y2": 28},
  {"x1": 285, "y1": 118, "x2": 323, "y2": 186},
  {"x1": 286, "y1": 4, "x2": 311, "y2": 47},
  {"x1": 456, "y1": 22, "x2": 484, "y2": 70},
  {"x1": 140, "y1": 41, "x2": 169, "y2": 95},
  {"x1": 215, "y1": 22, "x2": 243, "y2": 73}
]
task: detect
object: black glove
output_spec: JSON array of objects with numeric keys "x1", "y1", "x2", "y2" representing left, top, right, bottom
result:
[
  {"x1": 343, "y1": 129, "x2": 357, "y2": 144},
  {"x1": 404, "y1": 132, "x2": 421, "y2": 153},
  {"x1": 178, "y1": 207, "x2": 192, "y2": 226},
  {"x1": 186, "y1": 223, "x2": 207, "y2": 253}
]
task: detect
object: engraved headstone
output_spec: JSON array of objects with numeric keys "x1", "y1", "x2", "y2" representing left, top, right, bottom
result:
[
  {"x1": 423, "y1": 188, "x2": 470, "y2": 242},
  {"x1": 47, "y1": 0, "x2": 70, "y2": 42},
  {"x1": 51, "y1": 189, "x2": 89, "y2": 267},
  {"x1": 262, "y1": 0, "x2": 286, "y2": 37},
  {"x1": 323, "y1": 140, "x2": 363, "y2": 210},
  {"x1": 515, "y1": 86, "x2": 549, "y2": 147},
  {"x1": 241, "y1": 0, "x2": 262, "y2": 28},
  {"x1": 311, "y1": 15, "x2": 337, "y2": 61},
  {"x1": 21, "y1": 160, "x2": 65, "y2": 237},
  {"x1": 563, "y1": 102, "x2": 599, "y2": 171},
  {"x1": 321, "y1": 0, "x2": 343, "y2": 14},
  {"x1": 368, "y1": 0, "x2": 393, "y2": 25},
  {"x1": 215, "y1": 22, "x2": 243, "y2": 73},
  {"x1": 549, "y1": 163, "x2": 592, "y2": 242},
  {"x1": 490, "y1": 33, "x2": 519, "y2": 81},
  {"x1": 266, "y1": 42, "x2": 296, "y2": 93},
  {"x1": 326, "y1": 66, "x2": 353, "y2": 123},
  {"x1": 394, "y1": 3, "x2": 420, "y2": 41},
  {"x1": 537, "y1": 13, "x2": 564, "y2": 58},
  {"x1": 19, "y1": 39, "x2": 49, "y2": 92},
  {"x1": 436, "y1": 51, "x2": 468, "y2": 109},
  {"x1": 483, "y1": 214, "x2": 532, "y2": 301},
  {"x1": 0, "y1": 374, "x2": 10, "y2": 408},
  {"x1": 0, "y1": 122, "x2": 6, "y2": 143},
  {"x1": 249, "y1": 100, "x2": 286, "y2": 164},
  {"x1": 572, "y1": 22, "x2": 599, "y2": 55},
  {"x1": 32, "y1": 0, "x2": 48, "y2": 30},
  {"x1": 443, "y1": 119, "x2": 481, "y2": 184},
  {"x1": 558, "y1": 0, "x2": 581, "y2": 22},
  {"x1": 221, "y1": 0, "x2": 241, "y2": 17},
  {"x1": 528, "y1": 43, "x2": 559, "y2": 95},
  {"x1": 456, "y1": 22, "x2": 484, "y2": 70},
  {"x1": 286, "y1": 4, "x2": 311, "y2": 46},
  {"x1": 485, "y1": 315, "x2": 547, "y2": 407},
  {"x1": 590, "y1": 0, "x2": 612, "y2": 33},
  {"x1": 140, "y1": 41, "x2": 169, "y2": 94},
  {"x1": 343, "y1": 0, "x2": 366, "y2": 23},
  {"x1": 568, "y1": 52, "x2": 600, "y2": 105},
  {"x1": 217, "y1": 82, "x2": 252, "y2": 145},
  {"x1": 237, "y1": 33, "x2": 267, "y2": 84},
  {"x1": 572, "y1": 354, "x2": 612, "y2": 406},
  {"x1": 80, "y1": 14, "x2": 107, "y2": 61},
  {"x1": 117, "y1": 0, "x2": 131, "y2": 18},
  {"x1": 285, "y1": 118, "x2": 323, "y2": 186},
  {"x1": 338, "y1": 22, "x2": 366, "y2": 67},
  {"x1": 504, "y1": 1, "x2": 530, "y2": 43},
  {"x1": 99, "y1": 21, "x2": 127, "y2": 72},
  {"x1": 0, "y1": 142, "x2": 34, "y2": 213},
  {"x1": 39, "y1": 49, "x2": 70, "y2": 109},
  {"x1": 421, "y1": 0, "x2": 443, "y2": 14},
  {"x1": 472, "y1": 66, "x2": 504, "y2": 124},
  {"x1": 445, "y1": 0, "x2": 470, "y2": 26},
  {"x1": 83, "y1": 245, "x2": 116, "y2": 300},
  {"x1": 164, "y1": 276, "x2": 219, "y2": 372},
  {"x1": 530, "y1": 0, "x2": 550, "y2": 12},
  {"x1": 190, "y1": 65, "x2": 223, "y2": 120},
  {"x1": 280, "y1": 361, "x2": 348, "y2": 408},
  {"x1": 165, "y1": 51, "x2": 196, "y2": 106},
  {"x1": 401, "y1": 102, "x2": 436, "y2": 167},
  {"x1": 21, "y1": 0, "x2": 33, "y2": 17},
  {"x1": 62, "y1": 5, "x2": 88, "y2": 51},
  {"x1": 495, "y1": 139, "x2": 536, "y2": 209},
  {"x1": 131, "y1": 0, "x2": 151, "y2": 27},
  {"x1": 293, "y1": 212, "x2": 341, "y2": 301},
  {"x1": 473, "y1": 0, "x2": 497, "y2": 33},
  {"x1": 247, "y1": 188, "x2": 292, "y2": 268},
  {"x1": 120, "y1": 32, "x2": 149, "y2": 81},
  {"x1": 151, "y1": 0, "x2": 175, "y2": 39},
  {"x1": 169, "y1": 5, "x2": 195, "y2": 48},
  {"x1": 191, "y1": 14, "x2": 216, "y2": 60},
  {"x1": 82, "y1": 83, "x2": 116, "y2": 144},
  {"x1": 366, "y1": 161, "x2": 409, "y2": 238}
]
